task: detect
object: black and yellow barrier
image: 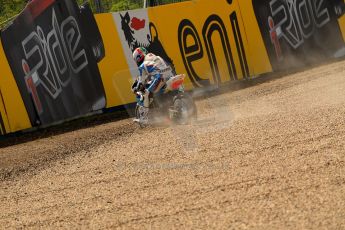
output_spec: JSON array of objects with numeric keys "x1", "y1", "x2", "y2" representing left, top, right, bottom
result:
[{"x1": 0, "y1": 0, "x2": 344, "y2": 135}]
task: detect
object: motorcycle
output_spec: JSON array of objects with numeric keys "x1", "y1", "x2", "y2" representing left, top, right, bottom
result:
[{"x1": 134, "y1": 74, "x2": 197, "y2": 127}]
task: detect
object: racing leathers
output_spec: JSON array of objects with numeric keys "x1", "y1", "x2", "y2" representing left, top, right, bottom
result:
[{"x1": 132, "y1": 53, "x2": 174, "y2": 109}]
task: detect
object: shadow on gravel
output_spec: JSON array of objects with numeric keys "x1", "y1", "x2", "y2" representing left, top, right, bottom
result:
[
  {"x1": 0, "y1": 108, "x2": 132, "y2": 149},
  {"x1": 0, "y1": 108, "x2": 137, "y2": 181}
]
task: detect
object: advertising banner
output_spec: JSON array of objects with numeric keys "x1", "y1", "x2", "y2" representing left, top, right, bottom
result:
[
  {"x1": 252, "y1": 0, "x2": 345, "y2": 71},
  {"x1": 113, "y1": 8, "x2": 176, "y2": 81},
  {"x1": 0, "y1": 37, "x2": 31, "y2": 134},
  {"x1": 1, "y1": 0, "x2": 106, "y2": 126},
  {"x1": 0, "y1": 0, "x2": 344, "y2": 136},
  {"x1": 112, "y1": 0, "x2": 253, "y2": 90}
]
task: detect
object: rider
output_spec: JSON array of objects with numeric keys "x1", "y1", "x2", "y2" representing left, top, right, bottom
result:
[{"x1": 131, "y1": 47, "x2": 174, "y2": 121}]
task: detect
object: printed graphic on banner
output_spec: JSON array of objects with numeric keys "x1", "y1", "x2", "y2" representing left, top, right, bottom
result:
[
  {"x1": 252, "y1": 0, "x2": 345, "y2": 70},
  {"x1": 177, "y1": 12, "x2": 250, "y2": 88},
  {"x1": 0, "y1": 91, "x2": 7, "y2": 134},
  {"x1": 113, "y1": 9, "x2": 175, "y2": 80},
  {"x1": 1, "y1": 0, "x2": 106, "y2": 126}
]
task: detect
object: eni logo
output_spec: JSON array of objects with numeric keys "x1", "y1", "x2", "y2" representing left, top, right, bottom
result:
[
  {"x1": 21, "y1": 9, "x2": 88, "y2": 114},
  {"x1": 178, "y1": 2, "x2": 249, "y2": 88}
]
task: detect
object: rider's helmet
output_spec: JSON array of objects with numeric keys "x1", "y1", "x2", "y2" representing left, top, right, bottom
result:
[{"x1": 133, "y1": 47, "x2": 148, "y2": 66}]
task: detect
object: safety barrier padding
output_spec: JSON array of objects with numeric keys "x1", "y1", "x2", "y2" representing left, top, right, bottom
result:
[{"x1": 0, "y1": 0, "x2": 344, "y2": 135}]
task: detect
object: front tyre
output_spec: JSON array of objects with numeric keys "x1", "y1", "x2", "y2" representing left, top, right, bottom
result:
[{"x1": 135, "y1": 104, "x2": 149, "y2": 128}]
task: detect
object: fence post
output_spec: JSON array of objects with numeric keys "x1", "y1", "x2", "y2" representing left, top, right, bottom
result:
[{"x1": 94, "y1": 0, "x2": 103, "y2": 13}]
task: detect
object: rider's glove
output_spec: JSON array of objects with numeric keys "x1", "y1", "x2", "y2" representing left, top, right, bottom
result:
[
  {"x1": 137, "y1": 92, "x2": 144, "y2": 102},
  {"x1": 131, "y1": 80, "x2": 139, "y2": 93}
]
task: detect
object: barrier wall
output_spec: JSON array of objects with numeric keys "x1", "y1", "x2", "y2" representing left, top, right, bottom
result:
[
  {"x1": 0, "y1": 39, "x2": 31, "y2": 134},
  {"x1": 0, "y1": 0, "x2": 344, "y2": 135},
  {"x1": 98, "y1": 0, "x2": 273, "y2": 109}
]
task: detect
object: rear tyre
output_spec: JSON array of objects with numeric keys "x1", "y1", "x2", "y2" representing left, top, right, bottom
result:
[{"x1": 172, "y1": 94, "x2": 197, "y2": 125}]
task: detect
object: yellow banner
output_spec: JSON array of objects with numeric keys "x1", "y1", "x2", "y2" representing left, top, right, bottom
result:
[
  {"x1": 339, "y1": 0, "x2": 345, "y2": 42},
  {"x1": 96, "y1": 0, "x2": 273, "y2": 108},
  {"x1": 0, "y1": 0, "x2": 344, "y2": 135},
  {"x1": 0, "y1": 40, "x2": 31, "y2": 134}
]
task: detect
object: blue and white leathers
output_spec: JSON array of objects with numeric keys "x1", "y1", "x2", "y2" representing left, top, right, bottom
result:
[{"x1": 137, "y1": 53, "x2": 174, "y2": 108}]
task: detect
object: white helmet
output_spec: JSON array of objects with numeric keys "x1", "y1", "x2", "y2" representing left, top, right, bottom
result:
[{"x1": 133, "y1": 47, "x2": 148, "y2": 66}]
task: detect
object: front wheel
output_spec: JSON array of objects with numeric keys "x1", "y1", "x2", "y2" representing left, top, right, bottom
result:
[{"x1": 135, "y1": 104, "x2": 149, "y2": 128}]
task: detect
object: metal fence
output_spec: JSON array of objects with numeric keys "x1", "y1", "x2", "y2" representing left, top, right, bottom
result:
[
  {"x1": 0, "y1": 0, "x2": 191, "y2": 28},
  {"x1": 145, "y1": 0, "x2": 191, "y2": 7},
  {"x1": 92, "y1": 0, "x2": 191, "y2": 12}
]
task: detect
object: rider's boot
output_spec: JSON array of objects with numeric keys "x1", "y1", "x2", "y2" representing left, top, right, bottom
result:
[
  {"x1": 134, "y1": 90, "x2": 150, "y2": 125},
  {"x1": 139, "y1": 90, "x2": 150, "y2": 125}
]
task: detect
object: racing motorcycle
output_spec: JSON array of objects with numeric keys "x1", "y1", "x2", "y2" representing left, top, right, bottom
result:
[{"x1": 134, "y1": 74, "x2": 197, "y2": 127}]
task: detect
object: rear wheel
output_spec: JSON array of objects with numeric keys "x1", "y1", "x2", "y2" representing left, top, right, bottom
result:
[{"x1": 171, "y1": 94, "x2": 197, "y2": 125}]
